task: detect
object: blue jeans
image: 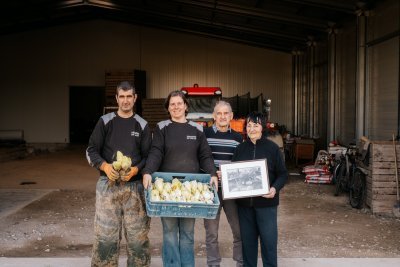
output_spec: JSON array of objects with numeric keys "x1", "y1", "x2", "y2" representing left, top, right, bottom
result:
[
  {"x1": 238, "y1": 206, "x2": 278, "y2": 267},
  {"x1": 161, "y1": 217, "x2": 195, "y2": 267}
]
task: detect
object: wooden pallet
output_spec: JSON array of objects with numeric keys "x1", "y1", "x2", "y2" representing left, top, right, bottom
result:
[
  {"x1": 105, "y1": 70, "x2": 134, "y2": 106},
  {"x1": 142, "y1": 98, "x2": 169, "y2": 130},
  {"x1": 367, "y1": 141, "x2": 400, "y2": 216}
]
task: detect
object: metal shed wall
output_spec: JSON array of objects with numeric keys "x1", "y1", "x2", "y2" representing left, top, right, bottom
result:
[
  {"x1": 142, "y1": 30, "x2": 293, "y2": 129},
  {"x1": 367, "y1": 0, "x2": 400, "y2": 141},
  {"x1": 293, "y1": 40, "x2": 328, "y2": 146},
  {"x1": 0, "y1": 20, "x2": 292, "y2": 143},
  {"x1": 335, "y1": 23, "x2": 357, "y2": 145}
]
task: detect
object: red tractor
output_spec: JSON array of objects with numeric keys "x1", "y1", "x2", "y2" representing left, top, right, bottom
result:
[{"x1": 181, "y1": 84, "x2": 222, "y2": 127}]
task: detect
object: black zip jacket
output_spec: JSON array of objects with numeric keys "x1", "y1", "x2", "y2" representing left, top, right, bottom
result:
[
  {"x1": 232, "y1": 137, "x2": 288, "y2": 207},
  {"x1": 142, "y1": 120, "x2": 216, "y2": 176}
]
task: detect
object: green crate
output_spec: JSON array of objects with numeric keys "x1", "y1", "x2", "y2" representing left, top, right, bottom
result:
[{"x1": 145, "y1": 172, "x2": 220, "y2": 219}]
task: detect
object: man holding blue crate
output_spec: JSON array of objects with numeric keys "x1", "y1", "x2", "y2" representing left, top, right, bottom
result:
[{"x1": 203, "y1": 100, "x2": 244, "y2": 267}]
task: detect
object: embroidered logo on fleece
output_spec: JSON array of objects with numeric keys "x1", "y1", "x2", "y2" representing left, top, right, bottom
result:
[
  {"x1": 187, "y1": 135, "x2": 197, "y2": 140},
  {"x1": 131, "y1": 131, "x2": 139, "y2": 137}
]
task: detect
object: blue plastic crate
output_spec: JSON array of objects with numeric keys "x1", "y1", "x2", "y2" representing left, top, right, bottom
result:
[{"x1": 145, "y1": 172, "x2": 220, "y2": 219}]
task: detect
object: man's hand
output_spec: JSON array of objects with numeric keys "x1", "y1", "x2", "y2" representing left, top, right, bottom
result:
[
  {"x1": 120, "y1": 166, "x2": 139, "y2": 182},
  {"x1": 210, "y1": 176, "x2": 218, "y2": 192},
  {"x1": 263, "y1": 187, "x2": 276, "y2": 198},
  {"x1": 100, "y1": 162, "x2": 119, "y2": 181},
  {"x1": 143, "y1": 174, "x2": 152, "y2": 189}
]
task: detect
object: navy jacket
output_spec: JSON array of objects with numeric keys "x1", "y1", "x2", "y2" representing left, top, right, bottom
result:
[{"x1": 232, "y1": 137, "x2": 287, "y2": 207}]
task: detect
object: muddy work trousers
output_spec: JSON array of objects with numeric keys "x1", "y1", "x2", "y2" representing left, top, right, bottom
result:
[{"x1": 91, "y1": 176, "x2": 151, "y2": 267}]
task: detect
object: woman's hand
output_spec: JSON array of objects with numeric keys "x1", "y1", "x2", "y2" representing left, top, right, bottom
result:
[
  {"x1": 142, "y1": 173, "x2": 152, "y2": 189},
  {"x1": 216, "y1": 170, "x2": 222, "y2": 181},
  {"x1": 262, "y1": 187, "x2": 276, "y2": 198}
]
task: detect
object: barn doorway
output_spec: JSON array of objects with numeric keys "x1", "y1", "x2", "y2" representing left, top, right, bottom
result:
[{"x1": 69, "y1": 86, "x2": 105, "y2": 144}]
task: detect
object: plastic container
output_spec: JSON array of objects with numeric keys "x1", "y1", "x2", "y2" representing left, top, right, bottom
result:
[{"x1": 145, "y1": 172, "x2": 220, "y2": 219}]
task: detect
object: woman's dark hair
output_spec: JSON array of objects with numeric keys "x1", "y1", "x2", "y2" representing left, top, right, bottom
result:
[
  {"x1": 164, "y1": 90, "x2": 190, "y2": 116},
  {"x1": 246, "y1": 111, "x2": 266, "y2": 131}
]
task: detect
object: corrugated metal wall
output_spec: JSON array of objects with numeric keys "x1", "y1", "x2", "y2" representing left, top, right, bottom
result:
[
  {"x1": 293, "y1": 51, "x2": 310, "y2": 136},
  {"x1": 294, "y1": 0, "x2": 399, "y2": 147},
  {"x1": 367, "y1": 0, "x2": 400, "y2": 140},
  {"x1": 335, "y1": 23, "x2": 357, "y2": 145},
  {"x1": 0, "y1": 20, "x2": 293, "y2": 143},
  {"x1": 142, "y1": 29, "x2": 293, "y2": 129},
  {"x1": 314, "y1": 42, "x2": 329, "y2": 148},
  {"x1": 292, "y1": 40, "x2": 329, "y2": 148}
]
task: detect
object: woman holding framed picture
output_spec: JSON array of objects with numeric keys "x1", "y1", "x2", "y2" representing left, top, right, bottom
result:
[{"x1": 231, "y1": 111, "x2": 288, "y2": 267}]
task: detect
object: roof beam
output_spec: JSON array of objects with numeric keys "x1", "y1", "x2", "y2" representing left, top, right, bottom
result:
[
  {"x1": 278, "y1": 0, "x2": 356, "y2": 13},
  {"x1": 170, "y1": 0, "x2": 329, "y2": 30},
  {"x1": 86, "y1": 2, "x2": 308, "y2": 43}
]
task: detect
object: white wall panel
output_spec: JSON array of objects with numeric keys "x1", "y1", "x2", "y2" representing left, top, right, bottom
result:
[{"x1": 0, "y1": 20, "x2": 292, "y2": 143}]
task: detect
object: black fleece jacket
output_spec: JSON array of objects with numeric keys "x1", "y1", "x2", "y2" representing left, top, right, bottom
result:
[
  {"x1": 232, "y1": 137, "x2": 288, "y2": 207},
  {"x1": 142, "y1": 120, "x2": 216, "y2": 176},
  {"x1": 86, "y1": 112, "x2": 151, "y2": 182}
]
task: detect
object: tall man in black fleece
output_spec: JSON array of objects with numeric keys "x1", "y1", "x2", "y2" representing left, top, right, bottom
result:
[{"x1": 86, "y1": 81, "x2": 152, "y2": 267}]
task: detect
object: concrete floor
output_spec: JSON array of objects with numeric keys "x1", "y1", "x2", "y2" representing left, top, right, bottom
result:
[{"x1": 0, "y1": 145, "x2": 400, "y2": 266}]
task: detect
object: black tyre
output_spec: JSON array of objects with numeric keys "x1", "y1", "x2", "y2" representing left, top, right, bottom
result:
[
  {"x1": 334, "y1": 163, "x2": 346, "y2": 196},
  {"x1": 332, "y1": 162, "x2": 341, "y2": 184},
  {"x1": 349, "y1": 169, "x2": 366, "y2": 209}
]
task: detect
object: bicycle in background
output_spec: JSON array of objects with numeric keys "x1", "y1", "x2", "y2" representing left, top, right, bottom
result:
[
  {"x1": 334, "y1": 144, "x2": 357, "y2": 196},
  {"x1": 333, "y1": 137, "x2": 370, "y2": 209}
]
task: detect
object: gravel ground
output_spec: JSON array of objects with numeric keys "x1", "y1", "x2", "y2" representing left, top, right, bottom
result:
[{"x1": 0, "y1": 147, "x2": 399, "y2": 258}]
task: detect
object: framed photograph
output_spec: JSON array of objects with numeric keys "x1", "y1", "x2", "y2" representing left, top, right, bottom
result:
[{"x1": 220, "y1": 159, "x2": 269, "y2": 200}]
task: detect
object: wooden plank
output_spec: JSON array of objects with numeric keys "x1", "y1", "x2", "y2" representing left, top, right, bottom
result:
[
  {"x1": 372, "y1": 168, "x2": 400, "y2": 177},
  {"x1": 142, "y1": 108, "x2": 166, "y2": 111},
  {"x1": 104, "y1": 70, "x2": 134, "y2": 102},
  {"x1": 372, "y1": 141, "x2": 400, "y2": 145},
  {"x1": 371, "y1": 161, "x2": 399, "y2": 169},
  {"x1": 367, "y1": 142, "x2": 400, "y2": 215},
  {"x1": 371, "y1": 174, "x2": 397, "y2": 182},
  {"x1": 141, "y1": 98, "x2": 170, "y2": 130},
  {"x1": 372, "y1": 182, "x2": 396, "y2": 192},
  {"x1": 143, "y1": 99, "x2": 164, "y2": 102},
  {"x1": 372, "y1": 194, "x2": 397, "y2": 201},
  {"x1": 371, "y1": 199, "x2": 398, "y2": 211},
  {"x1": 142, "y1": 112, "x2": 168, "y2": 116},
  {"x1": 372, "y1": 188, "x2": 398, "y2": 195},
  {"x1": 142, "y1": 113, "x2": 168, "y2": 117},
  {"x1": 371, "y1": 143, "x2": 400, "y2": 161}
]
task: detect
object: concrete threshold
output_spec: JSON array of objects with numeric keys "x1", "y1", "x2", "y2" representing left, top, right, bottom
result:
[{"x1": 1, "y1": 257, "x2": 400, "y2": 267}]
